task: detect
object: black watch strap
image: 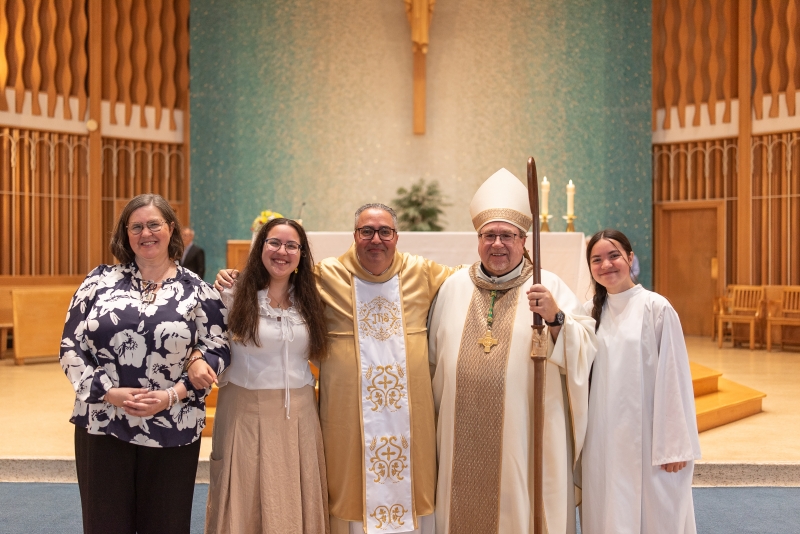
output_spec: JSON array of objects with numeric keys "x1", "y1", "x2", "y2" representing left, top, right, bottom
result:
[{"x1": 545, "y1": 310, "x2": 565, "y2": 327}]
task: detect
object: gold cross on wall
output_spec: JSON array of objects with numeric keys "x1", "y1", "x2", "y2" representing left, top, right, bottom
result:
[{"x1": 405, "y1": 0, "x2": 435, "y2": 134}]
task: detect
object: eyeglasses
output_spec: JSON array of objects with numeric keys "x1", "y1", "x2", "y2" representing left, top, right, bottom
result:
[
  {"x1": 356, "y1": 226, "x2": 396, "y2": 241},
  {"x1": 265, "y1": 238, "x2": 301, "y2": 254},
  {"x1": 479, "y1": 232, "x2": 520, "y2": 245},
  {"x1": 127, "y1": 219, "x2": 167, "y2": 235}
]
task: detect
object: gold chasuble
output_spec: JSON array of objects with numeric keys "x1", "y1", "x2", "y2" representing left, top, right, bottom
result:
[
  {"x1": 315, "y1": 244, "x2": 456, "y2": 527},
  {"x1": 429, "y1": 261, "x2": 596, "y2": 534}
]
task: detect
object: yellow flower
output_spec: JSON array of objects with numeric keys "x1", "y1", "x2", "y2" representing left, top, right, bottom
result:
[{"x1": 251, "y1": 210, "x2": 284, "y2": 232}]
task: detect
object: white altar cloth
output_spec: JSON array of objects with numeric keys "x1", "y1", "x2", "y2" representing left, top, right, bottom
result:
[{"x1": 306, "y1": 232, "x2": 592, "y2": 301}]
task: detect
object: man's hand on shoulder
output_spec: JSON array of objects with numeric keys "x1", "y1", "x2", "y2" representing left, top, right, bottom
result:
[{"x1": 214, "y1": 269, "x2": 238, "y2": 292}]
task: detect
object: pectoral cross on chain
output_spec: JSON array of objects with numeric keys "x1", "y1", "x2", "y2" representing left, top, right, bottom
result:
[{"x1": 478, "y1": 330, "x2": 498, "y2": 353}]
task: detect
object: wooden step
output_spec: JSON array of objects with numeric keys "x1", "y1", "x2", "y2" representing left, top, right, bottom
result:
[
  {"x1": 202, "y1": 406, "x2": 216, "y2": 437},
  {"x1": 690, "y1": 362, "x2": 722, "y2": 397},
  {"x1": 694, "y1": 377, "x2": 766, "y2": 432},
  {"x1": 206, "y1": 384, "x2": 218, "y2": 408}
]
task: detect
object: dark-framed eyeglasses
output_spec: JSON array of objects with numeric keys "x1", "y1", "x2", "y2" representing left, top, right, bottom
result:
[
  {"x1": 479, "y1": 232, "x2": 520, "y2": 245},
  {"x1": 356, "y1": 226, "x2": 396, "y2": 241},
  {"x1": 127, "y1": 219, "x2": 167, "y2": 235},
  {"x1": 265, "y1": 238, "x2": 301, "y2": 254}
]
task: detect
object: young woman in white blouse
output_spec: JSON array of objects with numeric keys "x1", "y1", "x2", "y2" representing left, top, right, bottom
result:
[
  {"x1": 205, "y1": 218, "x2": 330, "y2": 534},
  {"x1": 581, "y1": 229, "x2": 701, "y2": 534}
]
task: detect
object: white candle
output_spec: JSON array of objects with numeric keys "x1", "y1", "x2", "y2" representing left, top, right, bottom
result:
[
  {"x1": 566, "y1": 180, "x2": 575, "y2": 216},
  {"x1": 541, "y1": 176, "x2": 550, "y2": 215}
]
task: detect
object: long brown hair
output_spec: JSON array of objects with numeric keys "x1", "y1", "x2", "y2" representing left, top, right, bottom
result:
[
  {"x1": 586, "y1": 229, "x2": 635, "y2": 332},
  {"x1": 110, "y1": 194, "x2": 184, "y2": 263},
  {"x1": 228, "y1": 218, "x2": 328, "y2": 360}
]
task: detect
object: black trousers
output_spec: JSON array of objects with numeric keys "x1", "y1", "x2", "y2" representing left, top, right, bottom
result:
[{"x1": 74, "y1": 426, "x2": 201, "y2": 534}]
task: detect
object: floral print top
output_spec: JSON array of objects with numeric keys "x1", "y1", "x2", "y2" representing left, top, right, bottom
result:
[{"x1": 59, "y1": 262, "x2": 231, "y2": 448}]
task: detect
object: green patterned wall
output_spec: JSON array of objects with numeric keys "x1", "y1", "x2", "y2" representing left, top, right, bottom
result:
[{"x1": 191, "y1": 0, "x2": 652, "y2": 287}]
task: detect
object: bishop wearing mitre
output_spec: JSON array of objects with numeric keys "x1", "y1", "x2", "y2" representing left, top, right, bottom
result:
[{"x1": 428, "y1": 168, "x2": 597, "y2": 534}]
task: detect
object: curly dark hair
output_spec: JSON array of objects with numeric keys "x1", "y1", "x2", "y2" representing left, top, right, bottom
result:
[
  {"x1": 586, "y1": 229, "x2": 635, "y2": 332},
  {"x1": 110, "y1": 194, "x2": 184, "y2": 263},
  {"x1": 228, "y1": 218, "x2": 328, "y2": 361}
]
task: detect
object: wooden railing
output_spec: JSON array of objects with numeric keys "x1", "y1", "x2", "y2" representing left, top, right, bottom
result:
[{"x1": 0, "y1": 0, "x2": 191, "y2": 277}]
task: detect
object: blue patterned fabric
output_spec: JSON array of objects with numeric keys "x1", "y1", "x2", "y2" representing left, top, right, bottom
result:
[{"x1": 60, "y1": 263, "x2": 230, "y2": 447}]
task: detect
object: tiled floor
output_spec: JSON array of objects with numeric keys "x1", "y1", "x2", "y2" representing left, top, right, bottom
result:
[{"x1": 1, "y1": 336, "x2": 798, "y2": 463}]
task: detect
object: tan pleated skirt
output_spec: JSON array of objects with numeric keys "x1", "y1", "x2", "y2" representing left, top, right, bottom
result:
[{"x1": 205, "y1": 383, "x2": 330, "y2": 534}]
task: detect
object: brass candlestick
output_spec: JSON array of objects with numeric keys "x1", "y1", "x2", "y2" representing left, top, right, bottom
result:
[
  {"x1": 563, "y1": 214, "x2": 577, "y2": 232},
  {"x1": 539, "y1": 213, "x2": 553, "y2": 232}
]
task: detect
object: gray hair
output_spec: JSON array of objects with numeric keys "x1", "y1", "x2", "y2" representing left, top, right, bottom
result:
[{"x1": 354, "y1": 203, "x2": 398, "y2": 229}]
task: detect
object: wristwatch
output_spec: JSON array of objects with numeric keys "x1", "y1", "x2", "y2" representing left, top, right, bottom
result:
[{"x1": 545, "y1": 310, "x2": 565, "y2": 327}]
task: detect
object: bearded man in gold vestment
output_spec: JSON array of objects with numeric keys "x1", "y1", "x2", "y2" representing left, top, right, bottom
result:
[
  {"x1": 218, "y1": 203, "x2": 456, "y2": 534},
  {"x1": 428, "y1": 169, "x2": 597, "y2": 534}
]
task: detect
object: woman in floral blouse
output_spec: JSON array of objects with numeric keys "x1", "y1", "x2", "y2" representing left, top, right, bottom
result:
[{"x1": 60, "y1": 194, "x2": 230, "y2": 534}]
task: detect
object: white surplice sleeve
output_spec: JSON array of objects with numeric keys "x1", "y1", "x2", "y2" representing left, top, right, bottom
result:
[
  {"x1": 543, "y1": 271, "x2": 597, "y2": 466},
  {"x1": 651, "y1": 301, "x2": 702, "y2": 465}
]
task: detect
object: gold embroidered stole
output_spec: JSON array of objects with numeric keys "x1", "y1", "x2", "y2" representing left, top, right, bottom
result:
[{"x1": 448, "y1": 261, "x2": 533, "y2": 534}]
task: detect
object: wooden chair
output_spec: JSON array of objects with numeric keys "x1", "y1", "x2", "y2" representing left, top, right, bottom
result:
[
  {"x1": 717, "y1": 285, "x2": 766, "y2": 350},
  {"x1": 766, "y1": 286, "x2": 800, "y2": 352},
  {"x1": 712, "y1": 286, "x2": 733, "y2": 341}
]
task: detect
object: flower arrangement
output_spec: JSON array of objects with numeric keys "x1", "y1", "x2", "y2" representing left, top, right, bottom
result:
[{"x1": 251, "y1": 210, "x2": 283, "y2": 233}]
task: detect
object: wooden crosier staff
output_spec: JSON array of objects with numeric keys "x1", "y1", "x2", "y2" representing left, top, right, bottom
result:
[{"x1": 527, "y1": 156, "x2": 547, "y2": 534}]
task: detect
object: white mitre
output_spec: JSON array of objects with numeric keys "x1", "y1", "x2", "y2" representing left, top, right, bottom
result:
[{"x1": 469, "y1": 168, "x2": 533, "y2": 232}]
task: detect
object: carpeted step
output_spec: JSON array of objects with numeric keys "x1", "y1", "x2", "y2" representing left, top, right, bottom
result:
[{"x1": 694, "y1": 378, "x2": 766, "y2": 432}]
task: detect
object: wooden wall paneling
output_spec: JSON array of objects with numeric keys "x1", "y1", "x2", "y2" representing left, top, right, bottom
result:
[
  {"x1": 133, "y1": 0, "x2": 148, "y2": 127},
  {"x1": 56, "y1": 0, "x2": 72, "y2": 119},
  {"x1": 677, "y1": 0, "x2": 690, "y2": 127},
  {"x1": 72, "y1": 0, "x2": 87, "y2": 120},
  {"x1": 174, "y1": 0, "x2": 189, "y2": 114},
  {"x1": 780, "y1": 137, "x2": 788, "y2": 285},
  {"x1": 161, "y1": 0, "x2": 177, "y2": 130},
  {"x1": 708, "y1": 0, "x2": 719, "y2": 124},
  {"x1": 147, "y1": 0, "x2": 163, "y2": 129},
  {"x1": 1, "y1": 131, "x2": 10, "y2": 274},
  {"x1": 28, "y1": 0, "x2": 42, "y2": 116},
  {"x1": 0, "y1": 0, "x2": 9, "y2": 110},
  {"x1": 87, "y1": 0, "x2": 102, "y2": 269},
  {"x1": 787, "y1": 0, "x2": 798, "y2": 117},
  {"x1": 42, "y1": 0, "x2": 57, "y2": 117},
  {"x1": 13, "y1": 0, "x2": 26, "y2": 113},
  {"x1": 737, "y1": 0, "x2": 753, "y2": 284},
  {"x1": 691, "y1": 0, "x2": 705, "y2": 126},
  {"x1": 752, "y1": 0, "x2": 765, "y2": 120},
  {"x1": 722, "y1": 0, "x2": 735, "y2": 123},
  {"x1": 176, "y1": 0, "x2": 189, "y2": 225},
  {"x1": 652, "y1": 0, "x2": 662, "y2": 129},
  {"x1": 662, "y1": 0, "x2": 677, "y2": 129},
  {"x1": 105, "y1": 0, "x2": 119, "y2": 124},
  {"x1": 118, "y1": 0, "x2": 133, "y2": 126},
  {"x1": 767, "y1": 1, "x2": 782, "y2": 118}
]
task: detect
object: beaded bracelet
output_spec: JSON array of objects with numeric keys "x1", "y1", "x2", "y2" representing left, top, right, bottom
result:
[
  {"x1": 167, "y1": 387, "x2": 177, "y2": 409},
  {"x1": 184, "y1": 354, "x2": 204, "y2": 372}
]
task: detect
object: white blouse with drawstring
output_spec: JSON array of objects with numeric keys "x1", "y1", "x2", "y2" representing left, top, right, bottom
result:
[{"x1": 219, "y1": 286, "x2": 316, "y2": 419}]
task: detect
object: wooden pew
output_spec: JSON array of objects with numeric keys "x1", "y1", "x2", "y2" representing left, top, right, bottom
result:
[
  {"x1": 717, "y1": 285, "x2": 766, "y2": 350},
  {"x1": 766, "y1": 286, "x2": 800, "y2": 352},
  {"x1": 0, "y1": 276, "x2": 84, "y2": 359},
  {"x1": 11, "y1": 286, "x2": 77, "y2": 365}
]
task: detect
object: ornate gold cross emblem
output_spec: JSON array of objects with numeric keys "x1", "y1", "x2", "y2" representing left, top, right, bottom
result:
[{"x1": 478, "y1": 330, "x2": 498, "y2": 353}]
